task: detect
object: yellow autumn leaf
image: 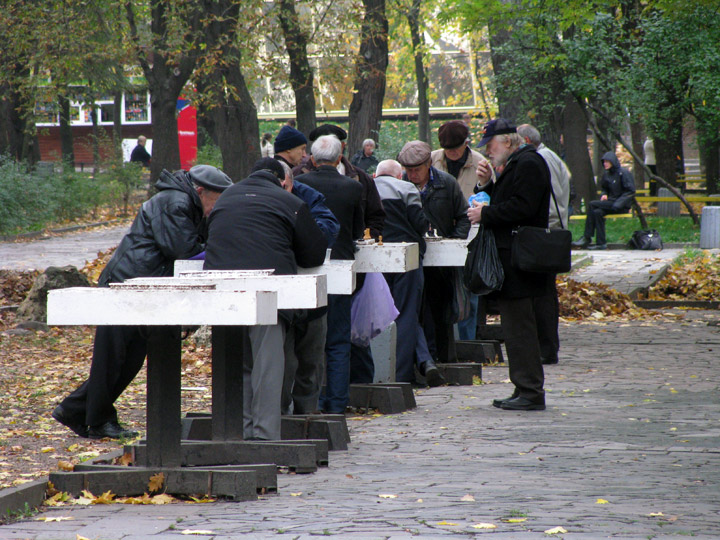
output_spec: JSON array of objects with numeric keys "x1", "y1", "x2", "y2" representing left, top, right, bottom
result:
[
  {"x1": 92, "y1": 490, "x2": 115, "y2": 504},
  {"x1": 596, "y1": 498, "x2": 610, "y2": 504},
  {"x1": 181, "y1": 531, "x2": 214, "y2": 536},
  {"x1": 40, "y1": 447, "x2": 55, "y2": 453},
  {"x1": 36, "y1": 516, "x2": 74, "y2": 522},
  {"x1": 77, "y1": 535, "x2": 91, "y2": 540},
  {"x1": 472, "y1": 523, "x2": 497, "y2": 529},
  {"x1": 57, "y1": 460, "x2": 74, "y2": 472},
  {"x1": 648, "y1": 512, "x2": 664, "y2": 517},
  {"x1": 290, "y1": 492, "x2": 302, "y2": 497},
  {"x1": 505, "y1": 517, "x2": 527, "y2": 523},
  {"x1": 151, "y1": 493, "x2": 175, "y2": 504},
  {"x1": 460, "y1": 494, "x2": 475, "y2": 502},
  {"x1": 544, "y1": 526, "x2": 568, "y2": 534},
  {"x1": 378, "y1": 494, "x2": 397, "y2": 499},
  {"x1": 437, "y1": 521, "x2": 458, "y2": 526},
  {"x1": 148, "y1": 472, "x2": 164, "y2": 493}
]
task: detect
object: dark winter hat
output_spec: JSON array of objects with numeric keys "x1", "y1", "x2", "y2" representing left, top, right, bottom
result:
[
  {"x1": 397, "y1": 141, "x2": 432, "y2": 168},
  {"x1": 438, "y1": 120, "x2": 470, "y2": 149},
  {"x1": 274, "y1": 125, "x2": 308, "y2": 153},
  {"x1": 251, "y1": 157, "x2": 285, "y2": 181},
  {"x1": 188, "y1": 165, "x2": 232, "y2": 192},
  {"x1": 308, "y1": 124, "x2": 347, "y2": 142},
  {"x1": 476, "y1": 118, "x2": 516, "y2": 148}
]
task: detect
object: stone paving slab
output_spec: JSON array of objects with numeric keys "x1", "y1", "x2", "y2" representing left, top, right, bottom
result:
[{"x1": 2, "y1": 311, "x2": 719, "y2": 539}]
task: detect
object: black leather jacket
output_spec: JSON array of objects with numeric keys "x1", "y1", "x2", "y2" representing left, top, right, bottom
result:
[
  {"x1": 408, "y1": 167, "x2": 470, "y2": 239},
  {"x1": 98, "y1": 170, "x2": 205, "y2": 286}
]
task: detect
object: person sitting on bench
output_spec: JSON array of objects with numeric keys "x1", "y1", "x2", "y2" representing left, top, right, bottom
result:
[{"x1": 572, "y1": 151, "x2": 635, "y2": 250}]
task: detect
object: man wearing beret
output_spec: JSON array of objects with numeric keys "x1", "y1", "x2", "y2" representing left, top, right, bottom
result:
[
  {"x1": 53, "y1": 165, "x2": 232, "y2": 439},
  {"x1": 274, "y1": 125, "x2": 308, "y2": 168},
  {"x1": 398, "y1": 140, "x2": 470, "y2": 367}
]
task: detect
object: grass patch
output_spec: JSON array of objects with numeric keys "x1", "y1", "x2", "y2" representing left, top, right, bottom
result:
[{"x1": 568, "y1": 215, "x2": 700, "y2": 244}]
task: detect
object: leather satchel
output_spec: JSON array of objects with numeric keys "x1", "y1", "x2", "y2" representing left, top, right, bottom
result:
[{"x1": 510, "y1": 184, "x2": 572, "y2": 274}]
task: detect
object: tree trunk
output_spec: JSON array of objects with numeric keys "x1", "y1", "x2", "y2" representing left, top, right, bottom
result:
[
  {"x1": 278, "y1": 0, "x2": 316, "y2": 137},
  {"x1": 487, "y1": 23, "x2": 521, "y2": 123},
  {"x1": 406, "y1": 0, "x2": 430, "y2": 144},
  {"x1": 630, "y1": 119, "x2": 645, "y2": 189},
  {"x1": 113, "y1": 91, "x2": 123, "y2": 161},
  {"x1": 201, "y1": 0, "x2": 260, "y2": 182},
  {"x1": 698, "y1": 126, "x2": 719, "y2": 195},
  {"x1": 347, "y1": 0, "x2": 389, "y2": 157},
  {"x1": 562, "y1": 94, "x2": 595, "y2": 213},
  {"x1": 58, "y1": 93, "x2": 75, "y2": 169},
  {"x1": 90, "y1": 105, "x2": 100, "y2": 176}
]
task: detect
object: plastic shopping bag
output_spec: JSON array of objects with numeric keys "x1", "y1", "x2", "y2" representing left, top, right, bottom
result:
[
  {"x1": 463, "y1": 225, "x2": 504, "y2": 295},
  {"x1": 350, "y1": 273, "x2": 399, "y2": 347}
]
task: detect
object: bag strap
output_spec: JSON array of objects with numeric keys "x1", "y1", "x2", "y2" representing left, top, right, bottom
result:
[{"x1": 548, "y1": 179, "x2": 565, "y2": 230}]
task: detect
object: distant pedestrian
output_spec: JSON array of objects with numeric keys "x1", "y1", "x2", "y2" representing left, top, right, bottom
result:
[
  {"x1": 261, "y1": 133, "x2": 274, "y2": 158},
  {"x1": 129, "y1": 136, "x2": 151, "y2": 167},
  {"x1": 53, "y1": 165, "x2": 232, "y2": 439},
  {"x1": 644, "y1": 137, "x2": 657, "y2": 196},
  {"x1": 350, "y1": 139, "x2": 379, "y2": 172}
]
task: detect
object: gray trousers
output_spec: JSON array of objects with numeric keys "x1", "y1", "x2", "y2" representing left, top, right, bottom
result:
[
  {"x1": 243, "y1": 323, "x2": 286, "y2": 440},
  {"x1": 282, "y1": 316, "x2": 327, "y2": 415}
]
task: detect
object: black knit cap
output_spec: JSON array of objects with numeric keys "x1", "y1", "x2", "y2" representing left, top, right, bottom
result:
[
  {"x1": 251, "y1": 157, "x2": 285, "y2": 180},
  {"x1": 308, "y1": 124, "x2": 347, "y2": 142}
]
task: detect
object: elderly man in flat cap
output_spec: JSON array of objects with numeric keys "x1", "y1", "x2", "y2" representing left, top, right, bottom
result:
[
  {"x1": 398, "y1": 140, "x2": 470, "y2": 374},
  {"x1": 53, "y1": 165, "x2": 232, "y2": 440}
]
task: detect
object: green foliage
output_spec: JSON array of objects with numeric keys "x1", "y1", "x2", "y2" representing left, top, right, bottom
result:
[
  {"x1": 568, "y1": 215, "x2": 700, "y2": 244},
  {"x1": 0, "y1": 156, "x2": 119, "y2": 235}
]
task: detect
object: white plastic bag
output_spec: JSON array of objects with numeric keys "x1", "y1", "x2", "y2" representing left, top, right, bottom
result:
[{"x1": 350, "y1": 273, "x2": 399, "y2": 347}]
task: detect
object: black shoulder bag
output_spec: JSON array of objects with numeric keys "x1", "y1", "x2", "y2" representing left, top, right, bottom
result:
[{"x1": 510, "y1": 183, "x2": 572, "y2": 274}]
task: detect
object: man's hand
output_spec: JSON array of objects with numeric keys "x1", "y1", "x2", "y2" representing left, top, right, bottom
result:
[
  {"x1": 600, "y1": 194, "x2": 608, "y2": 201},
  {"x1": 467, "y1": 200, "x2": 486, "y2": 224},
  {"x1": 476, "y1": 160, "x2": 492, "y2": 185}
]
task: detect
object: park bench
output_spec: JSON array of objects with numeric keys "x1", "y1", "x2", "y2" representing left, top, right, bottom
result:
[{"x1": 46, "y1": 271, "x2": 332, "y2": 499}]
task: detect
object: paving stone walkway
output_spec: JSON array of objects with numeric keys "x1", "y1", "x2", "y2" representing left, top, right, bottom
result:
[{"x1": 2, "y1": 229, "x2": 719, "y2": 539}]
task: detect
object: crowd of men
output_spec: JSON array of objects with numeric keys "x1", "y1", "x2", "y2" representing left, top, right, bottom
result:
[{"x1": 54, "y1": 115, "x2": 627, "y2": 440}]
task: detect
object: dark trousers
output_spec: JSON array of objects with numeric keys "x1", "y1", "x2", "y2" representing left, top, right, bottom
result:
[
  {"x1": 497, "y1": 296, "x2": 545, "y2": 402},
  {"x1": 421, "y1": 266, "x2": 457, "y2": 363},
  {"x1": 350, "y1": 343, "x2": 375, "y2": 384},
  {"x1": 321, "y1": 294, "x2": 352, "y2": 413},
  {"x1": 584, "y1": 199, "x2": 622, "y2": 245},
  {"x1": 283, "y1": 315, "x2": 327, "y2": 415},
  {"x1": 60, "y1": 325, "x2": 147, "y2": 427},
  {"x1": 533, "y1": 276, "x2": 559, "y2": 362},
  {"x1": 385, "y1": 267, "x2": 433, "y2": 383}
]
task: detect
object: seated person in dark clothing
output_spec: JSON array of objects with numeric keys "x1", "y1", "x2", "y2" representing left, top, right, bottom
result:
[
  {"x1": 350, "y1": 139, "x2": 379, "y2": 172},
  {"x1": 129, "y1": 136, "x2": 151, "y2": 167},
  {"x1": 572, "y1": 151, "x2": 635, "y2": 250}
]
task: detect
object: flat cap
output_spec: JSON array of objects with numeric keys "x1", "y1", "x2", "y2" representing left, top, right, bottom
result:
[
  {"x1": 397, "y1": 141, "x2": 432, "y2": 168},
  {"x1": 477, "y1": 118, "x2": 516, "y2": 148},
  {"x1": 188, "y1": 165, "x2": 232, "y2": 192},
  {"x1": 438, "y1": 120, "x2": 470, "y2": 149},
  {"x1": 308, "y1": 124, "x2": 347, "y2": 142}
]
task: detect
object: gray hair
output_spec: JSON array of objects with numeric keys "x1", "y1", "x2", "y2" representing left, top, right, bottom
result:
[
  {"x1": 516, "y1": 124, "x2": 542, "y2": 147},
  {"x1": 362, "y1": 139, "x2": 376, "y2": 149},
  {"x1": 311, "y1": 135, "x2": 342, "y2": 164},
  {"x1": 375, "y1": 159, "x2": 402, "y2": 178},
  {"x1": 496, "y1": 132, "x2": 525, "y2": 151},
  {"x1": 279, "y1": 160, "x2": 293, "y2": 181}
]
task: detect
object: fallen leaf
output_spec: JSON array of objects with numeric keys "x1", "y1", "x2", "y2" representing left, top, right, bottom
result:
[
  {"x1": 647, "y1": 512, "x2": 664, "y2": 517},
  {"x1": 181, "y1": 531, "x2": 214, "y2": 536},
  {"x1": 460, "y1": 494, "x2": 475, "y2": 502},
  {"x1": 378, "y1": 494, "x2": 397, "y2": 499},
  {"x1": 57, "y1": 461, "x2": 74, "y2": 472},
  {"x1": 36, "y1": 516, "x2": 74, "y2": 522},
  {"x1": 596, "y1": 498, "x2": 610, "y2": 504},
  {"x1": 437, "y1": 521, "x2": 458, "y2": 526},
  {"x1": 471, "y1": 523, "x2": 497, "y2": 529},
  {"x1": 150, "y1": 493, "x2": 175, "y2": 504},
  {"x1": 40, "y1": 447, "x2": 55, "y2": 453},
  {"x1": 77, "y1": 536, "x2": 91, "y2": 540},
  {"x1": 148, "y1": 472, "x2": 164, "y2": 493},
  {"x1": 93, "y1": 490, "x2": 115, "y2": 504},
  {"x1": 544, "y1": 526, "x2": 568, "y2": 534},
  {"x1": 505, "y1": 517, "x2": 527, "y2": 523},
  {"x1": 290, "y1": 492, "x2": 302, "y2": 497}
]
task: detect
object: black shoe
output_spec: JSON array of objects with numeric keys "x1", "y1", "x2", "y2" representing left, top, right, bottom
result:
[
  {"x1": 425, "y1": 365, "x2": 445, "y2": 387},
  {"x1": 492, "y1": 390, "x2": 519, "y2": 408},
  {"x1": 500, "y1": 396, "x2": 546, "y2": 411},
  {"x1": 52, "y1": 405, "x2": 89, "y2": 438},
  {"x1": 88, "y1": 421, "x2": 139, "y2": 440},
  {"x1": 541, "y1": 357, "x2": 559, "y2": 365},
  {"x1": 588, "y1": 244, "x2": 607, "y2": 250},
  {"x1": 571, "y1": 237, "x2": 590, "y2": 248}
]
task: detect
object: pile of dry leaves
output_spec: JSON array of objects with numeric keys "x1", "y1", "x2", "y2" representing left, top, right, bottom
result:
[{"x1": 646, "y1": 252, "x2": 720, "y2": 301}]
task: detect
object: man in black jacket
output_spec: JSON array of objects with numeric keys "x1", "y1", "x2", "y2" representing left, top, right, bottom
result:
[
  {"x1": 572, "y1": 152, "x2": 636, "y2": 250},
  {"x1": 398, "y1": 140, "x2": 470, "y2": 367},
  {"x1": 53, "y1": 165, "x2": 232, "y2": 439},
  {"x1": 296, "y1": 135, "x2": 365, "y2": 414},
  {"x1": 204, "y1": 159, "x2": 328, "y2": 439},
  {"x1": 468, "y1": 118, "x2": 551, "y2": 411}
]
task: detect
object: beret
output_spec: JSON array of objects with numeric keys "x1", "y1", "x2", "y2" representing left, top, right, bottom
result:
[
  {"x1": 397, "y1": 141, "x2": 432, "y2": 168},
  {"x1": 438, "y1": 120, "x2": 470, "y2": 149},
  {"x1": 188, "y1": 165, "x2": 232, "y2": 192},
  {"x1": 308, "y1": 124, "x2": 347, "y2": 142},
  {"x1": 274, "y1": 125, "x2": 308, "y2": 153}
]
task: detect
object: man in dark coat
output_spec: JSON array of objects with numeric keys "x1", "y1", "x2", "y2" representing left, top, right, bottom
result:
[
  {"x1": 204, "y1": 158, "x2": 328, "y2": 439},
  {"x1": 572, "y1": 151, "x2": 636, "y2": 250},
  {"x1": 129, "y1": 136, "x2": 151, "y2": 167},
  {"x1": 296, "y1": 135, "x2": 365, "y2": 414},
  {"x1": 398, "y1": 140, "x2": 470, "y2": 367},
  {"x1": 53, "y1": 165, "x2": 232, "y2": 439},
  {"x1": 468, "y1": 118, "x2": 552, "y2": 411}
]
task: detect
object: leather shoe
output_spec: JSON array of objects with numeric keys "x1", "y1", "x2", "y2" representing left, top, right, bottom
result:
[
  {"x1": 52, "y1": 405, "x2": 88, "y2": 438},
  {"x1": 571, "y1": 237, "x2": 590, "y2": 248},
  {"x1": 88, "y1": 421, "x2": 139, "y2": 440},
  {"x1": 424, "y1": 364, "x2": 446, "y2": 387},
  {"x1": 500, "y1": 396, "x2": 546, "y2": 411},
  {"x1": 588, "y1": 244, "x2": 607, "y2": 250},
  {"x1": 541, "y1": 357, "x2": 559, "y2": 365},
  {"x1": 492, "y1": 391, "x2": 519, "y2": 408}
]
